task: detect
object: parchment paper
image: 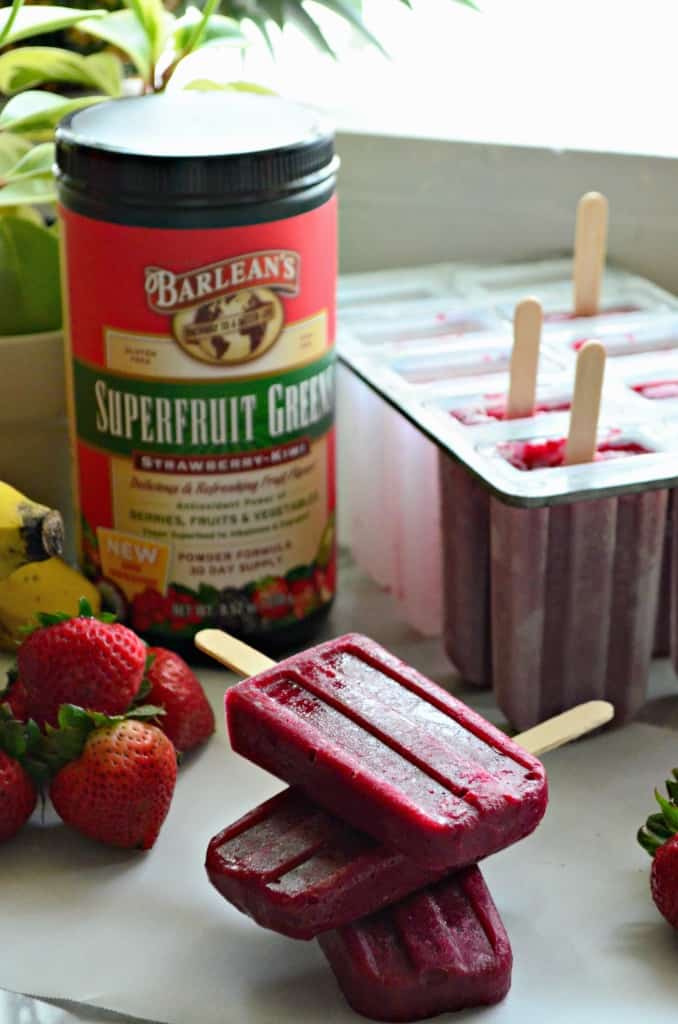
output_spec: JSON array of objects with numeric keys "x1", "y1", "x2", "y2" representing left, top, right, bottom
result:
[{"x1": 2, "y1": 645, "x2": 678, "y2": 1023}]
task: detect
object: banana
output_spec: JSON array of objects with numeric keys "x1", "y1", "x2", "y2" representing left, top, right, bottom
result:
[
  {"x1": 0, "y1": 481, "x2": 64, "y2": 581},
  {"x1": 0, "y1": 557, "x2": 100, "y2": 651}
]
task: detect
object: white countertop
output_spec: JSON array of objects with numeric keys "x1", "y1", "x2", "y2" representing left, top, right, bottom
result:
[{"x1": 2, "y1": 551, "x2": 678, "y2": 1024}]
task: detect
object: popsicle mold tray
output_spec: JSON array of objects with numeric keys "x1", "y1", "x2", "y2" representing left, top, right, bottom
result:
[
  {"x1": 338, "y1": 259, "x2": 678, "y2": 506},
  {"x1": 337, "y1": 259, "x2": 678, "y2": 727}
]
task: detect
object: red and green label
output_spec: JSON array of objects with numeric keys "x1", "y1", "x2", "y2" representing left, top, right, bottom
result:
[{"x1": 60, "y1": 199, "x2": 337, "y2": 642}]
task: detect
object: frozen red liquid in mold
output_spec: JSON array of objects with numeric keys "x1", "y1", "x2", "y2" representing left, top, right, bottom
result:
[
  {"x1": 549, "y1": 303, "x2": 641, "y2": 325},
  {"x1": 632, "y1": 380, "x2": 678, "y2": 400},
  {"x1": 225, "y1": 633, "x2": 547, "y2": 871},
  {"x1": 452, "y1": 397, "x2": 571, "y2": 426},
  {"x1": 500, "y1": 437, "x2": 650, "y2": 471},
  {"x1": 319, "y1": 865, "x2": 512, "y2": 1022}
]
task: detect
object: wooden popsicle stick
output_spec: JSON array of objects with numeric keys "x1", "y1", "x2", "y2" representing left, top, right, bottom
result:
[
  {"x1": 515, "y1": 700, "x2": 614, "y2": 757},
  {"x1": 507, "y1": 297, "x2": 543, "y2": 419},
  {"x1": 573, "y1": 191, "x2": 609, "y2": 317},
  {"x1": 564, "y1": 339, "x2": 606, "y2": 466},
  {"x1": 195, "y1": 627, "x2": 275, "y2": 676},
  {"x1": 195, "y1": 628, "x2": 614, "y2": 755}
]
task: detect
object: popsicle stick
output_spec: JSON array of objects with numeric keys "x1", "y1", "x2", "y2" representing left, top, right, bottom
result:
[
  {"x1": 515, "y1": 700, "x2": 614, "y2": 757},
  {"x1": 507, "y1": 297, "x2": 542, "y2": 419},
  {"x1": 564, "y1": 340, "x2": 606, "y2": 466},
  {"x1": 573, "y1": 191, "x2": 609, "y2": 316},
  {"x1": 195, "y1": 628, "x2": 614, "y2": 755},
  {"x1": 195, "y1": 628, "x2": 275, "y2": 675}
]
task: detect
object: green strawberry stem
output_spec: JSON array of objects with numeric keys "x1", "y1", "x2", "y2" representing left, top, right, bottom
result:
[
  {"x1": 20, "y1": 596, "x2": 117, "y2": 638},
  {"x1": 0, "y1": 705, "x2": 49, "y2": 787},
  {"x1": 638, "y1": 770, "x2": 678, "y2": 857}
]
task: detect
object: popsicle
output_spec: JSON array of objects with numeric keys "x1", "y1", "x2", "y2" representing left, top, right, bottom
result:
[
  {"x1": 439, "y1": 299, "x2": 544, "y2": 689},
  {"x1": 205, "y1": 698, "x2": 610, "y2": 940},
  {"x1": 318, "y1": 866, "x2": 511, "y2": 1023},
  {"x1": 199, "y1": 628, "x2": 611, "y2": 940},
  {"x1": 491, "y1": 343, "x2": 667, "y2": 729},
  {"x1": 219, "y1": 631, "x2": 547, "y2": 871}
]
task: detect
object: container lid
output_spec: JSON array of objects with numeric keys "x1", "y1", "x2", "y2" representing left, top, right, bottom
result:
[{"x1": 56, "y1": 92, "x2": 336, "y2": 209}]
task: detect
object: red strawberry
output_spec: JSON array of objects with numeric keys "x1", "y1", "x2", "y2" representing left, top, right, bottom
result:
[
  {"x1": 651, "y1": 836, "x2": 678, "y2": 928},
  {"x1": 145, "y1": 648, "x2": 215, "y2": 752},
  {"x1": 0, "y1": 707, "x2": 38, "y2": 842},
  {"x1": 0, "y1": 671, "x2": 29, "y2": 722},
  {"x1": 18, "y1": 599, "x2": 147, "y2": 727},
  {"x1": 638, "y1": 771, "x2": 678, "y2": 928},
  {"x1": 0, "y1": 750, "x2": 36, "y2": 842},
  {"x1": 49, "y1": 706, "x2": 177, "y2": 850}
]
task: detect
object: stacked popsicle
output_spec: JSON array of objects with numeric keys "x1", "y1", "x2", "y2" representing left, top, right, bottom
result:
[
  {"x1": 198, "y1": 628, "x2": 611, "y2": 1021},
  {"x1": 339, "y1": 193, "x2": 678, "y2": 730}
]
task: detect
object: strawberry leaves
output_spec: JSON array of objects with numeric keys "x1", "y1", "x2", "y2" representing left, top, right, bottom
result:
[
  {"x1": 638, "y1": 770, "x2": 678, "y2": 856},
  {"x1": 0, "y1": 703, "x2": 48, "y2": 786},
  {"x1": 21, "y1": 596, "x2": 117, "y2": 637}
]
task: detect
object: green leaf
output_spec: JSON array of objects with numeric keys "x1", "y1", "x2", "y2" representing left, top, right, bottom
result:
[
  {"x1": 0, "y1": 47, "x2": 121, "y2": 96},
  {"x1": 0, "y1": 6, "x2": 105, "y2": 47},
  {"x1": 128, "y1": 703, "x2": 165, "y2": 720},
  {"x1": 173, "y1": 7, "x2": 244, "y2": 57},
  {"x1": 183, "y1": 78, "x2": 274, "y2": 94},
  {"x1": 0, "y1": 174, "x2": 56, "y2": 206},
  {"x1": 0, "y1": 216, "x2": 61, "y2": 334},
  {"x1": 656, "y1": 790, "x2": 678, "y2": 831},
  {"x1": 258, "y1": 0, "x2": 285, "y2": 29},
  {"x1": 285, "y1": 5, "x2": 335, "y2": 58},
  {"x1": 314, "y1": 0, "x2": 388, "y2": 56},
  {"x1": 0, "y1": 134, "x2": 31, "y2": 177},
  {"x1": 0, "y1": 203, "x2": 44, "y2": 226},
  {"x1": 3, "y1": 143, "x2": 54, "y2": 184},
  {"x1": 0, "y1": 0, "x2": 23, "y2": 48},
  {"x1": 78, "y1": 10, "x2": 153, "y2": 82},
  {"x1": 0, "y1": 91, "x2": 106, "y2": 140},
  {"x1": 638, "y1": 825, "x2": 663, "y2": 857},
  {"x1": 135, "y1": 676, "x2": 153, "y2": 703}
]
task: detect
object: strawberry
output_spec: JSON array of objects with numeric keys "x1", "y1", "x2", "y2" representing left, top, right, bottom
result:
[
  {"x1": 0, "y1": 706, "x2": 39, "y2": 842},
  {"x1": 0, "y1": 668, "x2": 29, "y2": 722},
  {"x1": 49, "y1": 705, "x2": 177, "y2": 850},
  {"x1": 17, "y1": 598, "x2": 147, "y2": 727},
  {"x1": 638, "y1": 770, "x2": 678, "y2": 928},
  {"x1": 144, "y1": 648, "x2": 215, "y2": 752}
]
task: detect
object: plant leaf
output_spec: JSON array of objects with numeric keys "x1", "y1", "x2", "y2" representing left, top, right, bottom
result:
[
  {"x1": 284, "y1": 4, "x2": 335, "y2": 58},
  {"x1": 78, "y1": 10, "x2": 153, "y2": 82},
  {"x1": 0, "y1": 216, "x2": 61, "y2": 335},
  {"x1": 0, "y1": 91, "x2": 106, "y2": 140},
  {"x1": 0, "y1": 174, "x2": 56, "y2": 206},
  {"x1": 173, "y1": 7, "x2": 244, "y2": 56},
  {"x1": 0, "y1": 47, "x2": 120, "y2": 96},
  {"x1": 2, "y1": 142, "x2": 54, "y2": 184},
  {"x1": 0, "y1": 6, "x2": 105, "y2": 47},
  {"x1": 313, "y1": 0, "x2": 388, "y2": 56},
  {"x1": 0, "y1": 203, "x2": 44, "y2": 226},
  {"x1": 0, "y1": 0, "x2": 23, "y2": 48},
  {"x1": 0, "y1": 134, "x2": 32, "y2": 177},
  {"x1": 122, "y1": 0, "x2": 173, "y2": 67},
  {"x1": 183, "y1": 78, "x2": 274, "y2": 93}
]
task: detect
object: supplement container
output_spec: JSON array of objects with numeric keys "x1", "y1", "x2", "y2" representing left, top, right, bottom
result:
[{"x1": 56, "y1": 92, "x2": 338, "y2": 656}]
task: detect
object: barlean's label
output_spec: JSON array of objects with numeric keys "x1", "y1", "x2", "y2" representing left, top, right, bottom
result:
[{"x1": 60, "y1": 201, "x2": 337, "y2": 640}]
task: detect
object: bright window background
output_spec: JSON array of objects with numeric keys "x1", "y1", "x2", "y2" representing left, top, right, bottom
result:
[{"x1": 173, "y1": 1, "x2": 678, "y2": 156}]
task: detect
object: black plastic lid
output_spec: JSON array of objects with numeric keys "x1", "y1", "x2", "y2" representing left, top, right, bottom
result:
[{"x1": 56, "y1": 92, "x2": 337, "y2": 210}]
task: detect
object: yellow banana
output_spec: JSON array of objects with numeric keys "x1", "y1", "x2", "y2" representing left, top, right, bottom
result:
[
  {"x1": 0, "y1": 558, "x2": 100, "y2": 651},
  {"x1": 0, "y1": 481, "x2": 64, "y2": 581}
]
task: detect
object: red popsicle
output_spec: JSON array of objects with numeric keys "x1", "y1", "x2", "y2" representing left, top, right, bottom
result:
[
  {"x1": 318, "y1": 865, "x2": 512, "y2": 1022},
  {"x1": 224, "y1": 633, "x2": 547, "y2": 871}
]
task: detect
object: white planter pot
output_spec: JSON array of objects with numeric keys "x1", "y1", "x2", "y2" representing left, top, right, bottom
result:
[{"x1": 0, "y1": 329, "x2": 74, "y2": 548}]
